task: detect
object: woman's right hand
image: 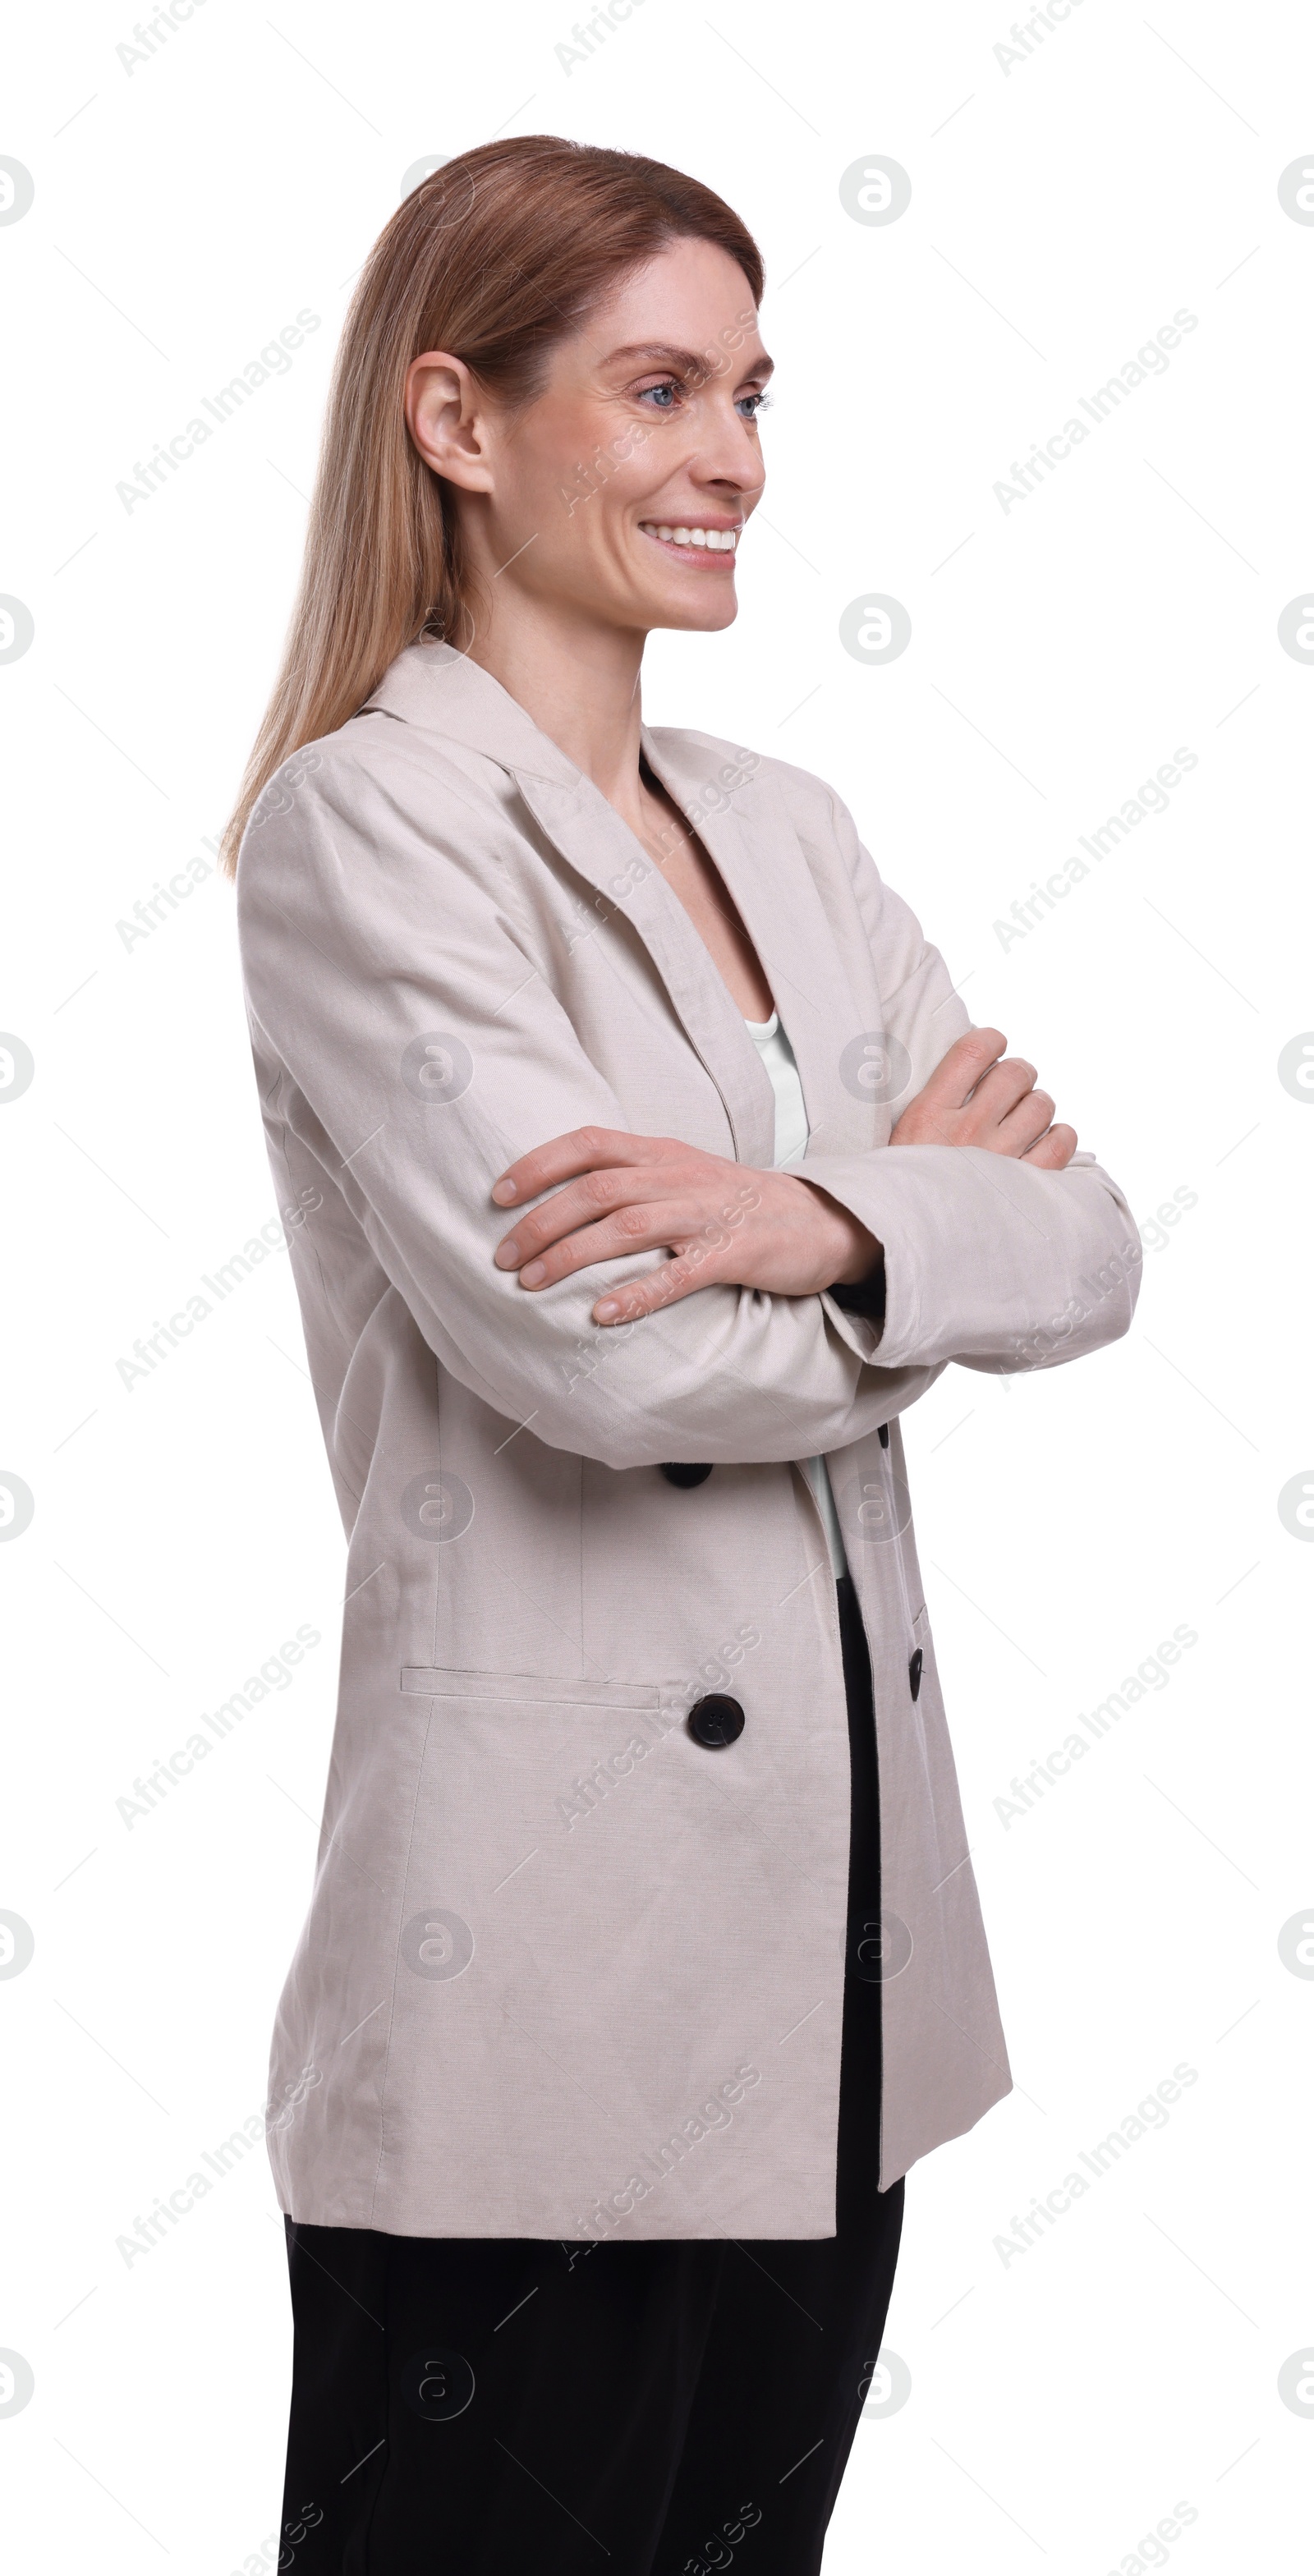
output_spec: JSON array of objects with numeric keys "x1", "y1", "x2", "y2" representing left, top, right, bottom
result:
[{"x1": 889, "y1": 1027, "x2": 1077, "y2": 1169}]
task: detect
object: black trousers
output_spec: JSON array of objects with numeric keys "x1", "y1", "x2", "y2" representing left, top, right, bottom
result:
[{"x1": 278, "y1": 1575, "x2": 903, "y2": 2575}]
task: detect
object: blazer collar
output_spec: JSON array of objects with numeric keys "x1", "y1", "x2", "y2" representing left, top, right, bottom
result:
[
  {"x1": 361, "y1": 642, "x2": 880, "y2": 1164},
  {"x1": 361, "y1": 638, "x2": 581, "y2": 783}
]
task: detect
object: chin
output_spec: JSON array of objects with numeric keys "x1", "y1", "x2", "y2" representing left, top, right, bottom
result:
[{"x1": 646, "y1": 586, "x2": 740, "y2": 636}]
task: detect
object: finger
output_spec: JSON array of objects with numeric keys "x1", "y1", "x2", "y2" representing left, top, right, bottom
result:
[
  {"x1": 495, "y1": 1164, "x2": 660, "y2": 1268},
  {"x1": 516, "y1": 1187, "x2": 760, "y2": 1289},
  {"x1": 963, "y1": 1057, "x2": 1039, "y2": 1129},
  {"x1": 513, "y1": 1206, "x2": 689, "y2": 1290},
  {"x1": 1019, "y1": 1122, "x2": 1077, "y2": 1169},
  {"x1": 912, "y1": 1027, "x2": 1008, "y2": 1112},
  {"x1": 594, "y1": 1243, "x2": 728, "y2": 1324},
  {"x1": 498, "y1": 1169, "x2": 756, "y2": 1275},
  {"x1": 992, "y1": 1086, "x2": 1055, "y2": 1157},
  {"x1": 492, "y1": 1126, "x2": 675, "y2": 1208}
]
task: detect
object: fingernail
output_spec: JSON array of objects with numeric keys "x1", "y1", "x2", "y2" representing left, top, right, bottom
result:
[
  {"x1": 520, "y1": 1260, "x2": 545, "y2": 1287},
  {"x1": 595, "y1": 1297, "x2": 619, "y2": 1321},
  {"x1": 495, "y1": 1239, "x2": 520, "y2": 1268},
  {"x1": 492, "y1": 1179, "x2": 517, "y2": 1204}
]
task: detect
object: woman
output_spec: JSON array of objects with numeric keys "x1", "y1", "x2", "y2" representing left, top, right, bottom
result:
[{"x1": 228, "y1": 135, "x2": 1140, "y2": 2574}]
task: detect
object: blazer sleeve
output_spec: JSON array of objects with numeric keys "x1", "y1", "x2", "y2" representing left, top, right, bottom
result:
[
  {"x1": 799, "y1": 787, "x2": 1143, "y2": 1376},
  {"x1": 237, "y1": 734, "x2": 949, "y2": 1472}
]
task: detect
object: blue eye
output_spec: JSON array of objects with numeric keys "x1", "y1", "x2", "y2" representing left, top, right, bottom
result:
[
  {"x1": 639, "y1": 380, "x2": 680, "y2": 408},
  {"x1": 737, "y1": 391, "x2": 770, "y2": 420}
]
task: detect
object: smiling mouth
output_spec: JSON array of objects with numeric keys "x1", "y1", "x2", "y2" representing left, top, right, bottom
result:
[{"x1": 639, "y1": 521, "x2": 740, "y2": 561}]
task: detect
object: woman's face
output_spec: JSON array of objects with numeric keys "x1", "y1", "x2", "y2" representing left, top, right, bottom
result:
[{"x1": 408, "y1": 237, "x2": 771, "y2": 638}]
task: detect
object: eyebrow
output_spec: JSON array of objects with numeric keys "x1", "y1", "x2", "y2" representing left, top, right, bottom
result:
[{"x1": 603, "y1": 340, "x2": 774, "y2": 381}]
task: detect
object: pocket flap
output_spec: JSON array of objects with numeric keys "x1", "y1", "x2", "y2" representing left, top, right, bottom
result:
[{"x1": 400, "y1": 1666, "x2": 659, "y2": 1712}]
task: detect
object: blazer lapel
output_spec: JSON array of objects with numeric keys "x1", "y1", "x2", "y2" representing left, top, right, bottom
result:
[
  {"x1": 640, "y1": 729, "x2": 889, "y2": 1162},
  {"x1": 365, "y1": 645, "x2": 776, "y2": 1164},
  {"x1": 361, "y1": 641, "x2": 880, "y2": 1169},
  {"x1": 510, "y1": 765, "x2": 779, "y2": 1168}
]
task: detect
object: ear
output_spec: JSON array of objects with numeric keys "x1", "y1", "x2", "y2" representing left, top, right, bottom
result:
[{"x1": 405, "y1": 350, "x2": 495, "y2": 494}]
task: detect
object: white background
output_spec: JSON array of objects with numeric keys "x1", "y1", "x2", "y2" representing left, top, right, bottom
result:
[{"x1": 2, "y1": 1, "x2": 1312, "y2": 2569}]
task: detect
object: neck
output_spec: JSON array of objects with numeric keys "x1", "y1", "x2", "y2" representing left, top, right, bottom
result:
[{"x1": 465, "y1": 585, "x2": 650, "y2": 829}]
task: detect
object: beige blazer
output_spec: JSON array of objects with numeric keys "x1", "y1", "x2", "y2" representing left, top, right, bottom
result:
[{"x1": 237, "y1": 640, "x2": 1141, "y2": 2239}]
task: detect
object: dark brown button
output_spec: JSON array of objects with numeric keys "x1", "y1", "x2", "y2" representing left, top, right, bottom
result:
[
  {"x1": 878, "y1": 1424, "x2": 889, "y2": 1449},
  {"x1": 687, "y1": 1694, "x2": 744, "y2": 1749},
  {"x1": 908, "y1": 1648, "x2": 923, "y2": 1702},
  {"x1": 659, "y1": 1462, "x2": 713, "y2": 1488}
]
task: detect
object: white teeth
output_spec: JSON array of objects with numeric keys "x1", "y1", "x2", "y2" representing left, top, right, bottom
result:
[{"x1": 645, "y1": 524, "x2": 738, "y2": 551}]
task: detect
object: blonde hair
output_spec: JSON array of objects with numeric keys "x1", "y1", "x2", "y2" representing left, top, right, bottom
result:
[{"x1": 220, "y1": 135, "x2": 763, "y2": 874}]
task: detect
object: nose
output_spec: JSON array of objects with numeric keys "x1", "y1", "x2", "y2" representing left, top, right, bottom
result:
[{"x1": 693, "y1": 391, "x2": 765, "y2": 498}]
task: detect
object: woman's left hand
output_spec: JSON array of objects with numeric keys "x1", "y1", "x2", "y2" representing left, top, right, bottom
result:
[{"x1": 491, "y1": 1128, "x2": 880, "y2": 1325}]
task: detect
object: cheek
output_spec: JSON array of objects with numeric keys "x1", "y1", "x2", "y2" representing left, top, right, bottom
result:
[
  {"x1": 513, "y1": 390, "x2": 647, "y2": 511},
  {"x1": 509, "y1": 437, "x2": 652, "y2": 580},
  {"x1": 554, "y1": 466, "x2": 673, "y2": 593},
  {"x1": 581, "y1": 439, "x2": 673, "y2": 535}
]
